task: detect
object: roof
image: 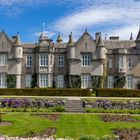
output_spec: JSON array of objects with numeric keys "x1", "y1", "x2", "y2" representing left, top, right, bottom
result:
[
  {"x1": 22, "y1": 43, "x2": 36, "y2": 48},
  {"x1": 104, "y1": 40, "x2": 136, "y2": 49},
  {"x1": 96, "y1": 35, "x2": 105, "y2": 47},
  {"x1": 54, "y1": 43, "x2": 67, "y2": 48}
]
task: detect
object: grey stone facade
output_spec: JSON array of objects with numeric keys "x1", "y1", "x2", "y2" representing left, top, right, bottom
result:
[{"x1": 0, "y1": 29, "x2": 140, "y2": 89}]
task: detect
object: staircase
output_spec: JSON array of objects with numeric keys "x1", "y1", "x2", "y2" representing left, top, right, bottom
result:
[{"x1": 66, "y1": 100, "x2": 84, "y2": 113}]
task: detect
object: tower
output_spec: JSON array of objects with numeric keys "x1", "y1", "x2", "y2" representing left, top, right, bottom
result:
[
  {"x1": 56, "y1": 32, "x2": 63, "y2": 43},
  {"x1": 13, "y1": 33, "x2": 23, "y2": 88},
  {"x1": 96, "y1": 34, "x2": 106, "y2": 60},
  {"x1": 67, "y1": 32, "x2": 75, "y2": 59}
]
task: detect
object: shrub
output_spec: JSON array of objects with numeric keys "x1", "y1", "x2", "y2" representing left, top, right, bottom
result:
[
  {"x1": 96, "y1": 88, "x2": 140, "y2": 97},
  {"x1": 0, "y1": 88, "x2": 91, "y2": 96}
]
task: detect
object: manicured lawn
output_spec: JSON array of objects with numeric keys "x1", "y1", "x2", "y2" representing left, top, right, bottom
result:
[{"x1": 1, "y1": 113, "x2": 140, "y2": 138}]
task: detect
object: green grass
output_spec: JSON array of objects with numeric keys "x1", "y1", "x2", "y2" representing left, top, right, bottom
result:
[{"x1": 1, "y1": 113, "x2": 140, "y2": 138}]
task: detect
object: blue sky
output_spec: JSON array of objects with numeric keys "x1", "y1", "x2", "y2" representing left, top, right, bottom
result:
[{"x1": 0, "y1": 0, "x2": 140, "y2": 43}]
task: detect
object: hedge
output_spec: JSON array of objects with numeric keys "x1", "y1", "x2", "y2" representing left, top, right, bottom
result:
[
  {"x1": 0, "y1": 88, "x2": 91, "y2": 96},
  {"x1": 96, "y1": 88, "x2": 140, "y2": 97}
]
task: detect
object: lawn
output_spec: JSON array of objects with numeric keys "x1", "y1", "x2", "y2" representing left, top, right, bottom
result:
[{"x1": 1, "y1": 113, "x2": 140, "y2": 138}]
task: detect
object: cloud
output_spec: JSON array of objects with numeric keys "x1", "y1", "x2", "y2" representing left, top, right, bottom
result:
[
  {"x1": 108, "y1": 25, "x2": 139, "y2": 40},
  {"x1": 48, "y1": 0, "x2": 140, "y2": 40}
]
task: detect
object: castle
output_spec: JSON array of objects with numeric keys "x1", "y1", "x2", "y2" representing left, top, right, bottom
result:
[{"x1": 0, "y1": 28, "x2": 140, "y2": 89}]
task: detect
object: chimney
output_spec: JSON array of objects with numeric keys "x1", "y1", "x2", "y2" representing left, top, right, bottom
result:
[{"x1": 109, "y1": 36, "x2": 119, "y2": 40}]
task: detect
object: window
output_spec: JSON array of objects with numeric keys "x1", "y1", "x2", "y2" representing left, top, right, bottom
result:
[
  {"x1": 81, "y1": 74, "x2": 91, "y2": 88},
  {"x1": 39, "y1": 54, "x2": 48, "y2": 66},
  {"x1": 26, "y1": 74, "x2": 32, "y2": 88},
  {"x1": 0, "y1": 74, "x2": 6, "y2": 88},
  {"x1": 107, "y1": 76, "x2": 114, "y2": 88},
  {"x1": 126, "y1": 76, "x2": 133, "y2": 89},
  {"x1": 26, "y1": 56, "x2": 32, "y2": 67},
  {"x1": 128, "y1": 58, "x2": 132, "y2": 68},
  {"x1": 58, "y1": 56, "x2": 64, "y2": 67},
  {"x1": 82, "y1": 54, "x2": 91, "y2": 66},
  {"x1": 57, "y1": 75, "x2": 64, "y2": 88},
  {"x1": 0, "y1": 54, "x2": 7, "y2": 66},
  {"x1": 39, "y1": 74, "x2": 48, "y2": 87},
  {"x1": 119, "y1": 56, "x2": 123, "y2": 69},
  {"x1": 109, "y1": 58, "x2": 112, "y2": 69}
]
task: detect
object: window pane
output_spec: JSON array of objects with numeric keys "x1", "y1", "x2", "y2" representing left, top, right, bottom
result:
[
  {"x1": 58, "y1": 56, "x2": 64, "y2": 67},
  {"x1": 0, "y1": 73, "x2": 6, "y2": 88},
  {"x1": 26, "y1": 74, "x2": 32, "y2": 88},
  {"x1": 39, "y1": 74, "x2": 48, "y2": 87},
  {"x1": 82, "y1": 54, "x2": 90, "y2": 66},
  {"x1": 57, "y1": 75, "x2": 64, "y2": 88},
  {"x1": 107, "y1": 76, "x2": 114, "y2": 88},
  {"x1": 39, "y1": 54, "x2": 48, "y2": 66}
]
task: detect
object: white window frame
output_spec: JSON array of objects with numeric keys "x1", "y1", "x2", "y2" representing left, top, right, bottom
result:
[
  {"x1": 0, "y1": 73, "x2": 6, "y2": 88},
  {"x1": 39, "y1": 54, "x2": 48, "y2": 67},
  {"x1": 82, "y1": 54, "x2": 91, "y2": 66},
  {"x1": 26, "y1": 55, "x2": 32, "y2": 67},
  {"x1": 26, "y1": 74, "x2": 32, "y2": 88},
  {"x1": 0, "y1": 54, "x2": 7, "y2": 66},
  {"x1": 119, "y1": 56, "x2": 124, "y2": 69},
  {"x1": 58, "y1": 56, "x2": 64, "y2": 67},
  {"x1": 39, "y1": 74, "x2": 48, "y2": 87},
  {"x1": 128, "y1": 58, "x2": 132, "y2": 69},
  {"x1": 57, "y1": 75, "x2": 64, "y2": 88},
  {"x1": 109, "y1": 58, "x2": 112, "y2": 69},
  {"x1": 107, "y1": 75, "x2": 114, "y2": 88},
  {"x1": 126, "y1": 76, "x2": 133, "y2": 89},
  {"x1": 81, "y1": 74, "x2": 91, "y2": 88}
]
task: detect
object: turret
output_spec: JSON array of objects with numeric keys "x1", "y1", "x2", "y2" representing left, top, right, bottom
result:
[
  {"x1": 39, "y1": 32, "x2": 53, "y2": 45},
  {"x1": 67, "y1": 32, "x2": 75, "y2": 59},
  {"x1": 135, "y1": 28, "x2": 140, "y2": 49},
  {"x1": 130, "y1": 33, "x2": 133, "y2": 40},
  {"x1": 13, "y1": 32, "x2": 23, "y2": 59},
  {"x1": 56, "y1": 32, "x2": 63, "y2": 43},
  {"x1": 96, "y1": 34, "x2": 106, "y2": 60}
]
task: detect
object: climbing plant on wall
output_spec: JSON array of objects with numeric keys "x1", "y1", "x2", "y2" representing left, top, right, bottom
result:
[
  {"x1": 7, "y1": 75, "x2": 16, "y2": 88},
  {"x1": 69, "y1": 75, "x2": 81, "y2": 88},
  {"x1": 91, "y1": 76, "x2": 103, "y2": 88},
  {"x1": 31, "y1": 73, "x2": 37, "y2": 88},
  {"x1": 114, "y1": 75, "x2": 126, "y2": 88}
]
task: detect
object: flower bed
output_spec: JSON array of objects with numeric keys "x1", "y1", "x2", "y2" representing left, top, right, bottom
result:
[
  {"x1": 113, "y1": 128, "x2": 140, "y2": 140},
  {"x1": 101, "y1": 115, "x2": 138, "y2": 122},
  {"x1": 0, "y1": 98, "x2": 66, "y2": 112},
  {"x1": 84, "y1": 99, "x2": 140, "y2": 114}
]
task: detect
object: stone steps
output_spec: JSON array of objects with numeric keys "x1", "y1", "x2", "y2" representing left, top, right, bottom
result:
[{"x1": 66, "y1": 100, "x2": 84, "y2": 113}]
